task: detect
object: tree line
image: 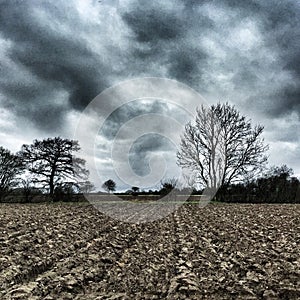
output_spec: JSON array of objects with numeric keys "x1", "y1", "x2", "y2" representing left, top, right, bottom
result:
[
  {"x1": 101, "y1": 99, "x2": 300, "y2": 204},
  {"x1": 216, "y1": 165, "x2": 300, "y2": 203},
  {"x1": 0, "y1": 137, "x2": 93, "y2": 202},
  {"x1": 176, "y1": 103, "x2": 299, "y2": 203},
  {"x1": 1, "y1": 103, "x2": 299, "y2": 203}
]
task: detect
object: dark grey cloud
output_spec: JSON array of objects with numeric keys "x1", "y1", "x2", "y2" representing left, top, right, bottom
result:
[
  {"x1": 168, "y1": 48, "x2": 207, "y2": 85},
  {"x1": 119, "y1": 0, "x2": 300, "y2": 120},
  {"x1": 95, "y1": 99, "x2": 190, "y2": 186},
  {"x1": 0, "y1": 0, "x2": 299, "y2": 184},
  {"x1": 271, "y1": 87, "x2": 300, "y2": 118},
  {"x1": 1, "y1": 0, "x2": 298, "y2": 125},
  {"x1": 182, "y1": 0, "x2": 300, "y2": 119},
  {"x1": 0, "y1": 0, "x2": 109, "y2": 131},
  {"x1": 121, "y1": 0, "x2": 213, "y2": 87},
  {"x1": 122, "y1": 8, "x2": 182, "y2": 43},
  {"x1": 129, "y1": 133, "x2": 175, "y2": 176},
  {"x1": 256, "y1": 1, "x2": 300, "y2": 118},
  {"x1": 99, "y1": 100, "x2": 169, "y2": 140}
]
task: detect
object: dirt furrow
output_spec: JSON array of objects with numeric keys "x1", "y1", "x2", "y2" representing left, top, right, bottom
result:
[
  {"x1": 0, "y1": 203, "x2": 299, "y2": 299},
  {"x1": 75, "y1": 214, "x2": 179, "y2": 299}
]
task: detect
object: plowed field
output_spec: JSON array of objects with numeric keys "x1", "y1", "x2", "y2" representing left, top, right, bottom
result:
[{"x1": 0, "y1": 203, "x2": 299, "y2": 299}]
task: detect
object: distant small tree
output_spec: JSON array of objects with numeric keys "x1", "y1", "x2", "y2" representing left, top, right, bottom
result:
[
  {"x1": 0, "y1": 146, "x2": 24, "y2": 201},
  {"x1": 19, "y1": 177, "x2": 42, "y2": 203},
  {"x1": 266, "y1": 165, "x2": 293, "y2": 179},
  {"x1": 102, "y1": 179, "x2": 116, "y2": 193},
  {"x1": 78, "y1": 181, "x2": 95, "y2": 194},
  {"x1": 131, "y1": 186, "x2": 139, "y2": 195},
  {"x1": 160, "y1": 178, "x2": 178, "y2": 195}
]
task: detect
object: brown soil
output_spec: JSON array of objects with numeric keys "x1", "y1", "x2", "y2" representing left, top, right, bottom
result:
[{"x1": 0, "y1": 203, "x2": 299, "y2": 299}]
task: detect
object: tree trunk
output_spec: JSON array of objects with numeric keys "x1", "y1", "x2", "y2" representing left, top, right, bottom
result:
[
  {"x1": 49, "y1": 176, "x2": 54, "y2": 196},
  {"x1": 49, "y1": 163, "x2": 56, "y2": 198}
]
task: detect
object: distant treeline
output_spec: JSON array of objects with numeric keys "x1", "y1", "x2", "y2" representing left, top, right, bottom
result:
[
  {"x1": 215, "y1": 165, "x2": 300, "y2": 203},
  {"x1": 0, "y1": 136, "x2": 299, "y2": 203}
]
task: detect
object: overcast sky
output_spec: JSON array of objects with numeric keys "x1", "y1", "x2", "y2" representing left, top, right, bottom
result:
[{"x1": 0, "y1": 0, "x2": 299, "y2": 190}]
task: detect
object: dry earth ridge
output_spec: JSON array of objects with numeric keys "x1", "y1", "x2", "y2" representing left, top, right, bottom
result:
[{"x1": 0, "y1": 203, "x2": 299, "y2": 299}]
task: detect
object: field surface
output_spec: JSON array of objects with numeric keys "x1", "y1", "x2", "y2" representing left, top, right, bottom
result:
[{"x1": 0, "y1": 203, "x2": 299, "y2": 299}]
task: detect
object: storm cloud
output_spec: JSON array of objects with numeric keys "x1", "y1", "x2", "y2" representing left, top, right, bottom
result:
[{"x1": 0, "y1": 0, "x2": 299, "y2": 188}]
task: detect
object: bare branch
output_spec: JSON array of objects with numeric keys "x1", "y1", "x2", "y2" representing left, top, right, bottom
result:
[{"x1": 177, "y1": 103, "x2": 268, "y2": 190}]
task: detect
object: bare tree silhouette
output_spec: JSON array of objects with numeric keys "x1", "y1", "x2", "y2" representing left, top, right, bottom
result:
[
  {"x1": 177, "y1": 103, "x2": 268, "y2": 190},
  {"x1": 0, "y1": 147, "x2": 24, "y2": 200},
  {"x1": 19, "y1": 137, "x2": 88, "y2": 196}
]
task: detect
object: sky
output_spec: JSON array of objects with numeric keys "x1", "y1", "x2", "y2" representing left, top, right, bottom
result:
[{"x1": 0, "y1": 0, "x2": 299, "y2": 190}]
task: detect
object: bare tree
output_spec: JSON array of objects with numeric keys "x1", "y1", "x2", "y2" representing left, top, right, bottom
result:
[
  {"x1": 0, "y1": 146, "x2": 24, "y2": 200},
  {"x1": 19, "y1": 177, "x2": 42, "y2": 203},
  {"x1": 78, "y1": 180, "x2": 95, "y2": 194},
  {"x1": 19, "y1": 137, "x2": 88, "y2": 196},
  {"x1": 265, "y1": 165, "x2": 293, "y2": 179},
  {"x1": 177, "y1": 103, "x2": 268, "y2": 189},
  {"x1": 160, "y1": 178, "x2": 178, "y2": 195},
  {"x1": 102, "y1": 179, "x2": 116, "y2": 193}
]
